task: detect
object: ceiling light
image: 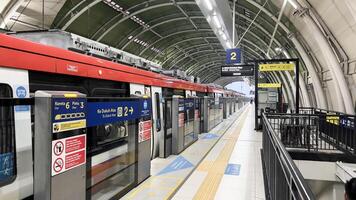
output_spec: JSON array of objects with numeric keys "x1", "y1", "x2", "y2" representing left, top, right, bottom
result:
[
  {"x1": 221, "y1": 33, "x2": 227, "y2": 41},
  {"x1": 226, "y1": 41, "x2": 232, "y2": 49},
  {"x1": 212, "y1": 15, "x2": 221, "y2": 29},
  {"x1": 287, "y1": 0, "x2": 298, "y2": 9},
  {"x1": 204, "y1": 0, "x2": 213, "y2": 11},
  {"x1": 274, "y1": 47, "x2": 281, "y2": 52}
]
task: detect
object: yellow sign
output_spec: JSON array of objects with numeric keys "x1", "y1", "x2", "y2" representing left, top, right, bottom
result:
[
  {"x1": 53, "y1": 119, "x2": 86, "y2": 133},
  {"x1": 326, "y1": 116, "x2": 339, "y2": 125},
  {"x1": 259, "y1": 63, "x2": 294, "y2": 71},
  {"x1": 258, "y1": 83, "x2": 281, "y2": 88}
]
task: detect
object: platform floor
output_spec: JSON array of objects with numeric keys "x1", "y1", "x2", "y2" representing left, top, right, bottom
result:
[{"x1": 122, "y1": 105, "x2": 264, "y2": 200}]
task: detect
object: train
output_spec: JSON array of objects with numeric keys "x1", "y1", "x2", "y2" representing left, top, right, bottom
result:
[{"x1": 0, "y1": 31, "x2": 246, "y2": 199}]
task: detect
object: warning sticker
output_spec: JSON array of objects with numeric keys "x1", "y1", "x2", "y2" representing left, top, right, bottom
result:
[
  {"x1": 194, "y1": 110, "x2": 199, "y2": 120},
  {"x1": 138, "y1": 120, "x2": 152, "y2": 143},
  {"x1": 178, "y1": 113, "x2": 185, "y2": 128},
  {"x1": 51, "y1": 134, "x2": 86, "y2": 176}
]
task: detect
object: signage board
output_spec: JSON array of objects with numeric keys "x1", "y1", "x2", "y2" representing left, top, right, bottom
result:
[
  {"x1": 87, "y1": 99, "x2": 151, "y2": 127},
  {"x1": 221, "y1": 65, "x2": 254, "y2": 76},
  {"x1": 52, "y1": 98, "x2": 87, "y2": 133},
  {"x1": 326, "y1": 116, "x2": 339, "y2": 125},
  {"x1": 259, "y1": 63, "x2": 294, "y2": 71},
  {"x1": 51, "y1": 134, "x2": 86, "y2": 176},
  {"x1": 258, "y1": 83, "x2": 282, "y2": 88},
  {"x1": 138, "y1": 120, "x2": 152, "y2": 143},
  {"x1": 226, "y1": 48, "x2": 241, "y2": 64}
]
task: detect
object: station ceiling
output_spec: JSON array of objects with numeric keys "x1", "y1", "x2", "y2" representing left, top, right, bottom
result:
[{"x1": 0, "y1": 0, "x2": 304, "y2": 85}]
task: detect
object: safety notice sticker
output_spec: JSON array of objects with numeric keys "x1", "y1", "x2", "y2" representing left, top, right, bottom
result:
[
  {"x1": 51, "y1": 134, "x2": 86, "y2": 176},
  {"x1": 138, "y1": 120, "x2": 152, "y2": 143},
  {"x1": 178, "y1": 113, "x2": 185, "y2": 128}
]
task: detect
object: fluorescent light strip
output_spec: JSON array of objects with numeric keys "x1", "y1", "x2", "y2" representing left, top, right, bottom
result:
[{"x1": 204, "y1": 0, "x2": 213, "y2": 11}]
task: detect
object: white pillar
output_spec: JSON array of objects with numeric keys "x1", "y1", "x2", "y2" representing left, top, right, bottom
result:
[{"x1": 289, "y1": 34, "x2": 327, "y2": 109}]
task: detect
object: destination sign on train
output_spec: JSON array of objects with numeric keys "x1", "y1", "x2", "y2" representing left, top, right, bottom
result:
[{"x1": 221, "y1": 65, "x2": 254, "y2": 76}]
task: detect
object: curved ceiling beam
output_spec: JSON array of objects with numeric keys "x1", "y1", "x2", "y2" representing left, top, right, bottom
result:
[
  {"x1": 115, "y1": 13, "x2": 198, "y2": 47},
  {"x1": 97, "y1": 2, "x2": 197, "y2": 41},
  {"x1": 162, "y1": 43, "x2": 221, "y2": 66},
  {"x1": 122, "y1": 16, "x2": 206, "y2": 49},
  {"x1": 139, "y1": 29, "x2": 213, "y2": 56},
  {"x1": 62, "y1": 0, "x2": 101, "y2": 30},
  {"x1": 170, "y1": 49, "x2": 225, "y2": 69},
  {"x1": 152, "y1": 36, "x2": 219, "y2": 60}
]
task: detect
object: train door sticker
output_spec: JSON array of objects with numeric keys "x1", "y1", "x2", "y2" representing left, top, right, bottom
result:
[
  {"x1": 51, "y1": 134, "x2": 86, "y2": 176},
  {"x1": 138, "y1": 120, "x2": 152, "y2": 143}
]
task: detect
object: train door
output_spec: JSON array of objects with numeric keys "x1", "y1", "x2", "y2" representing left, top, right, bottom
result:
[
  {"x1": 150, "y1": 86, "x2": 163, "y2": 159},
  {"x1": 0, "y1": 67, "x2": 32, "y2": 199}
]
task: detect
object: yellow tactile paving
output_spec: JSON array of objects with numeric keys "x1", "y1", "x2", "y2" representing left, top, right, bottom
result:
[{"x1": 193, "y1": 107, "x2": 250, "y2": 200}]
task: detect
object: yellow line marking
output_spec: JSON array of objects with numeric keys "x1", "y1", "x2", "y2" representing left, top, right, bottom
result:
[{"x1": 193, "y1": 107, "x2": 250, "y2": 200}]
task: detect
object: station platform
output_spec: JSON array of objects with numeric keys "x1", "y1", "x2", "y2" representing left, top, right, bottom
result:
[{"x1": 122, "y1": 105, "x2": 265, "y2": 200}]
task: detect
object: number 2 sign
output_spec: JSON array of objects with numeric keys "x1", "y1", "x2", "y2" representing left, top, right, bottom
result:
[{"x1": 226, "y1": 48, "x2": 241, "y2": 64}]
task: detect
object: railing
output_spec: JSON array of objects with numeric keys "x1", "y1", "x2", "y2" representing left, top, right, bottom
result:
[
  {"x1": 300, "y1": 108, "x2": 355, "y2": 155},
  {"x1": 262, "y1": 113, "x2": 315, "y2": 200}
]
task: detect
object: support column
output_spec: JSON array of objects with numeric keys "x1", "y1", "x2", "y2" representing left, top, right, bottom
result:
[{"x1": 289, "y1": 34, "x2": 327, "y2": 109}]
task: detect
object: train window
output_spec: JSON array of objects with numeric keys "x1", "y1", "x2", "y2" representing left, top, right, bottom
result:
[{"x1": 0, "y1": 84, "x2": 16, "y2": 187}]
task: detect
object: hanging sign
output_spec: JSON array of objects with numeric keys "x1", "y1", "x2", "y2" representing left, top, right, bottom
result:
[
  {"x1": 259, "y1": 63, "x2": 294, "y2": 71},
  {"x1": 226, "y1": 48, "x2": 242, "y2": 64},
  {"x1": 221, "y1": 65, "x2": 254, "y2": 76},
  {"x1": 258, "y1": 83, "x2": 282, "y2": 88},
  {"x1": 51, "y1": 134, "x2": 86, "y2": 176}
]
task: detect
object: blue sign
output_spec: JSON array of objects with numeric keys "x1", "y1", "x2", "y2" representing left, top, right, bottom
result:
[
  {"x1": 87, "y1": 99, "x2": 151, "y2": 127},
  {"x1": 52, "y1": 98, "x2": 87, "y2": 123},
  {"x1": 16, "y1": 86, "x2": 26, "y2": 98},
  {"x1": 224, "y1": 164, "x2": 241, "y2": 176},
  {"x1": 202, "y1": 133, "x2": 219, "y2": 140},
  {"x1": 185, "y1": 99, "x2": 194, "y2": 110},
  {"x1": 226, "y1": 48, "x2": 241, "y2": 64},
  {"x1": 157, "y1": 156, "x2": 194, "y2": 175},
  {"x1": 0, "y1": 153, "x2": 14, "y2": 181},
  {"x1": 178, "y1": 99, "x2": 185, "y2": 112},
  {"x1": 15, "y1": 86, "x2": 29, "y2": 112},
  {"x1": 140, "y1": 99, "x2": 152, "y2": 117}
]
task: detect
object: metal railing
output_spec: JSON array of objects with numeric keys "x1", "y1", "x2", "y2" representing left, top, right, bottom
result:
[
  {"x1": 264, "y1": 112, "x2": 355, "y2": 156},
  {"x1": 301, "y1": 108, "x2": 355, "y2": 155},
  {"x1": 262, "y1": 113, "x2": 315, "y2": 200}
]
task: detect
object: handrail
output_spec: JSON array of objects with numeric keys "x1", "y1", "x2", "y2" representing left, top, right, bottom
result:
[{"x1": 262, "y1": 113, "x2": 315, "y2": 199}]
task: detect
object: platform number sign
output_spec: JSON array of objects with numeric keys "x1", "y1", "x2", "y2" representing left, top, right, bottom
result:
[{"x1": 226, "y1": 48, "x2": 241, "y2": 64}]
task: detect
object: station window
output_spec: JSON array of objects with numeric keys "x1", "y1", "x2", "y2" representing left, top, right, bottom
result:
[{"x1": 0, "y1": 84, "x2": 16, "y2": 187}]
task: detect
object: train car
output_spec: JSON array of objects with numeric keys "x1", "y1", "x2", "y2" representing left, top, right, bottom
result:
[{"x1": 0, "y1": 31, "x2": 238, "y2": 199}]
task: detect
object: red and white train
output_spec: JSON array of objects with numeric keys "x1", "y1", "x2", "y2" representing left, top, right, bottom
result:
[{"x1": 0, "y1": 31, "x2": 243, "y2": 199}]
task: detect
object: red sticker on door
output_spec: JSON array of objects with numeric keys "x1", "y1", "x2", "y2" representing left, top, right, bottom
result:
[
  {"x1": 51, "y1": 134, "x2": 86, "y2": 176},
  {"x1": 139, "y1": 120, "x2": 152, "y2": 143}
]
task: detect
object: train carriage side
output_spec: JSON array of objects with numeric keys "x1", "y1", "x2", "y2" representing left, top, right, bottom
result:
[{"x1": 0, "y1": 34, "x2": 208, "y2": 199}]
